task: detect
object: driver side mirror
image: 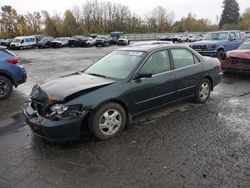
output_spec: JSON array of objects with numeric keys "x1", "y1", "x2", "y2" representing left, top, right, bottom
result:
[{"x1": 134, "y1": 71, "x2": 153, "y2": 80}]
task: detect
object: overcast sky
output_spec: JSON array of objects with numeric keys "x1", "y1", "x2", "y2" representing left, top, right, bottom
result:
[{"x1": 1, "y1": 0, "x2": 249, "y2": 24}]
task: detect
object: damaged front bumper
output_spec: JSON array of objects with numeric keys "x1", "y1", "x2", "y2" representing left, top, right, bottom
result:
[{"x1": 23, "y1": 101, "x2": 86, "y2": 142}]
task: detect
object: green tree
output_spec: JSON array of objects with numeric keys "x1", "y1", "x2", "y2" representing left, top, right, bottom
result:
[
  {"x1": 239, "y1": 8, "x2": 250, "y2": 30},
  {"x1": 42, "y1": 11, "x2": 63, "y2": 37},
  {"x1": 0, "y1": 5, "x2": 19, "y2": 38},
  {"x1": 62, "y1": 10, "x2": 78, "y2": 36},
  {"x1": 219, "y1": 0, "x2": 240, "y2": 28}
]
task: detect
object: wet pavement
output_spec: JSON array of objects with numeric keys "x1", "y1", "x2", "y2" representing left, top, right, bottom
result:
[{"x1": 0, "y1": 46, "x2": 250, "y2": 188}]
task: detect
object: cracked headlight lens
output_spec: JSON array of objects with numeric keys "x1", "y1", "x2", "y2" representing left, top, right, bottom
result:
[
  {"x1": 49, "y1": 104, "x2": 87, "y2": 119},
  {"x1": 51, "y1": 104, "x2": 68, "y2": 115}
]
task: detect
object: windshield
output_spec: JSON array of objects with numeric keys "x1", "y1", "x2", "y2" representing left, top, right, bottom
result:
[
  {"x1": 203, "y1": 32, "x2": 228, "y2": 40},
  {"x1": 12, "y1": 39, "x2": 21, "y2": 43},
  {"x1": 85, "y1": 51, "x2": 145, "y2": 79},
  {"x1": 238, "y1": 43, "x2": 250, "y2": 50}
]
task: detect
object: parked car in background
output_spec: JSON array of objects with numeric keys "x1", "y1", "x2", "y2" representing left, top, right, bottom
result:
[
  {"x1": 37, "y1": 37, "x2": 54, "y2": 48},
  {"x1": 68, "y1": 35, "x2": 85, "y2": 47},
  {"x1": 10, "y1": 36, "x2": 36, "y2": 50},
  {"x1": 4, "y1": 38, "x2": 13, "y2": 48},
  {"x1": 159, "y1": 35, "x2": 172, "y2": 41},
  {"x1": 86, "y1": 33, "x2": 97, "y2": 39},
  {"x1": 172, "y1": 35, "x2": 182, "y2": 43},
  {"x1": 221, "y1": 41, "x2": 250, "y2": 75},
  {"x1": 0, "y1": 39, "x2": 6, "y2": 46},
  {"x1": 180, "y1": 34, "x2": 190, "y2": 42},
  {"x1": 32, "y1": 35, "x2": 44, "y2": 44},
  {"x1": 0, "y1": 47, "x2": 26, "y2": 99},
  {"x1": 23, "y1": 44, "x2": 221, "y2": 142},
  {"x1": 95, "y1": 35, "x2": 112, "y2": 47},
  {"x1": 110, "y1": 31, "x2": 124, "y2": 44},
  {"x1": 188, "y1": 35, "x2": 204, "y2": 42},
  {"x1": 81, "y1": 37, "x2": 96, "y2": 47},
  {"x1": 51, "y1": 38, "x2": 69, "y2": 48},
  {"x1": 189, "y1": 30, "x2": 243, "y2": 59},
  {"x1": 117, "y1": 36, "x2": 130, "y2": 45}
]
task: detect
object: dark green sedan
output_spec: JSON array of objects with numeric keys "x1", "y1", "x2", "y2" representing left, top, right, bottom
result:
[{"x1": 23, "y1": 44, "x2": 222, "y2": 141}]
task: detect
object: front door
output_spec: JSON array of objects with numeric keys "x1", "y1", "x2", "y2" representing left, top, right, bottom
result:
[{"x1": 128, "y1": 50, "x2": 176, "y2": 114}]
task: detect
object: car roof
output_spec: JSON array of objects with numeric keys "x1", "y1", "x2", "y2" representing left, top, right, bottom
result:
[{"x1": 117, "y1": 44, "x2": 187, "y2": 53}]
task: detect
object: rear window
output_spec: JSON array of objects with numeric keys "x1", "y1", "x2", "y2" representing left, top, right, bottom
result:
[{"x1": 0, "y1": 49, "x2": 16, "y2": 57}]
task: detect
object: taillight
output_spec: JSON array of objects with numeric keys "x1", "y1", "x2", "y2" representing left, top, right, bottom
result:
[{"x1": 6, "y1": 58, "x2": 20, "y2": 64}]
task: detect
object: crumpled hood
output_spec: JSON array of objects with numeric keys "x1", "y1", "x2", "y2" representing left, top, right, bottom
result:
[
  {"x1": 35, "y1": 73, "x2": 116, "y2": 102},
  {"x1": 226, "y1": 50, "x2": 250, "y2": 60}
]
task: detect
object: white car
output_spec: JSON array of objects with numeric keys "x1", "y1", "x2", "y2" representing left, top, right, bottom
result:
[
  {"x1": 117, "y1": 36, "x2": 130, "y2": 45},
  {"x1": 51, "y1": 38, "x2": 69, "y2": 48},
  {"x1": 82, "y1": 37, "x2": 96, "y2": 47},
  {"x1": 10, "y1": 36, "x2": 36, "y2": 50}
]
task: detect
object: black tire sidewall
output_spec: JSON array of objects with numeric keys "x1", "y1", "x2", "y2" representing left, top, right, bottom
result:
[
  {"x1": 0, "y1": 76, "x2": 13, "y2": 99},
  {"x1": 88, "y1": 102, "x2": 126, "y2": 140},
  {"x1": 216, "y1": 49, "x2": 225, "y2": 59},
  {"x1": 195, "y1": 78, "x2": 211, "y2": 103}
]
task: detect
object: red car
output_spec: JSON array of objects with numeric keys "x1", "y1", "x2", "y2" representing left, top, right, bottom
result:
[{"x1": 221, "y1": 41, "x2": 250, "y2": 75}]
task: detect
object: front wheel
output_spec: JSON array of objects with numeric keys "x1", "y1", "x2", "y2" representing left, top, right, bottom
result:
[
  {"x1": 216, "y1": 49, "x2": 225, "y2": 59},
  {"x1": 0, "y1": 76, "x2": 13, "y2": 100},
  {"x1": 194, "y1": 79, "x2": 211, "y2": 103},
  {"x1": 88, "y1": 102, "x2": 126, "y2": 140}
]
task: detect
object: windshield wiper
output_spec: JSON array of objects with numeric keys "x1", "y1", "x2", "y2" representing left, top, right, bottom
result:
[{"x1": 87, "y1": 73, "x2": 107, "y2": 78}]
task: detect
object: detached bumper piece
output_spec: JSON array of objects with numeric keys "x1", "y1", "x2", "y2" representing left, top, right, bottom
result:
[{"x1": 23, "y1": 101, "x2": 85, "y2": 142}]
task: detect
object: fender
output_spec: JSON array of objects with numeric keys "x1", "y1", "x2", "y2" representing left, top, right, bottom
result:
[{"x1": 0, "y1": 69, "x2": 17, "y2": 86}]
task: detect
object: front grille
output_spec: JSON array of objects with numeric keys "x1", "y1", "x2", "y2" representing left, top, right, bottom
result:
[{"x1": 192, "y1": 45, "x2": 207, "y2": 50}]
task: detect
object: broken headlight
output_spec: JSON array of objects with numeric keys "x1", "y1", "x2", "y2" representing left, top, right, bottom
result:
[{"x1": 48, "y1": 104, "x2": 87, "y2": 119}]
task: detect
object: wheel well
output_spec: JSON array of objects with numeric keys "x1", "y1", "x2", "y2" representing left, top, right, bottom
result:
[
  {"x1": 217, "y1": 48, "x2": 224, "y2": 52},
  {"x1": 0, "y1": 72, "x2": 15, "y2": 86},
  {"x1": 95, "y1": 99, "x2": 131, "y2": 123},
  {"x1": 204, "y1": 76, "x2": 213, "y2": 91},
  {"x1": 98, "y1": 99, "x2": 129, "y2": 114}
]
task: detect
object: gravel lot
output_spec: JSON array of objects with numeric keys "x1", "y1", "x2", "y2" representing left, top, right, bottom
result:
[{"x1": 0, "y1": 45, "x2": 250, "y2": 188}]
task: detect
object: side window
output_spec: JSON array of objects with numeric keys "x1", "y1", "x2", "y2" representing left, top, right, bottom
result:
[
  {"x1": 229, "y1": 32, "x2": 236, "y2": 40},
  {"x1": 21, "y1": 40, "x2": 24, "y2": 44},
  {"x1": 171, "y1": 49, "x2": 196, "y2": 69},
  {"x1": 140, "y1": 50, "x2": 171, "y2": 75},
  {"x1": 236, "y1": 32, "x2": 241, "y2": 40}
]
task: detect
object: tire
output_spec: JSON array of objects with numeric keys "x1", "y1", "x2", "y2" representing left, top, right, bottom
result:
[
  {"x1": 88, "y1": 102, "x2": 126, "y2": 140},
  {"x1": 216, "y1": 49, "x2": 225, "y2": 60},
  {"x1": 194, "y1": 78, "x2": 211, "y2": 103},
  {"x1": 0, "y1": 76, "x2": 13, "y2": 100},
  {"x1": 19, "y1": 46, "x2": 23, "y2": 50}
]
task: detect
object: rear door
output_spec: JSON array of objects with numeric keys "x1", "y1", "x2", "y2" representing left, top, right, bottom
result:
[{"x1": 170, "y1": 48, "x2": 204, "y2": 98}]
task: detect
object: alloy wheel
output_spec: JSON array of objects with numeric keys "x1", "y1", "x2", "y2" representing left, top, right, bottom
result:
[
  {"x1": 99, "y1": 109, "x2": 122, "y2": 136},
  {"x1": 0, "y1": 80, "x2": 9, "y2": 97},
  {"x1": 199, "y1": 82, "x2": 210, "y2": 101}
]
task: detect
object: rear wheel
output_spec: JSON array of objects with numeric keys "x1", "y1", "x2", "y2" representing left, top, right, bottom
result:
[
  {"x1": 0, "y1": 76, "x2": 13, "y2": 100},
  {"x1": 194, "y1": 78, "x2": 211, "y2": 103},
  {"x1": 88, "y1": 102, "x2": 126, "y2": 140}
]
